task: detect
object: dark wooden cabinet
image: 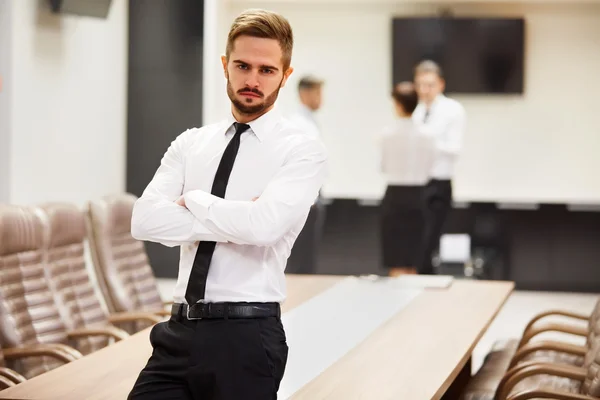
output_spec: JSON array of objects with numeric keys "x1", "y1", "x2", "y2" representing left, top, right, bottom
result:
[{"x1": 313, "y1": 200, "x2": 600, "y2": 293}]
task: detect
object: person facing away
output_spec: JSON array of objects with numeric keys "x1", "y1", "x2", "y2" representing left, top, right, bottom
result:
[
  {"x1": 285, "y1": 75, "x2": 325, "y2": 274},
  {"x1": 378, "y1": 82, "x2": 435, "y2": 277},
  {"x1": 127, "y1": 9, "x2": 328, "y2": 400},
  {"x1": 411, "y1": 60, "x2": 466, "y2": 274}
]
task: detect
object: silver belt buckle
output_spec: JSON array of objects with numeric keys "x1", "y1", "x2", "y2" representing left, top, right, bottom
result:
[{"x1": 186, "y1": 303, "x2": 204, "y2": 320}]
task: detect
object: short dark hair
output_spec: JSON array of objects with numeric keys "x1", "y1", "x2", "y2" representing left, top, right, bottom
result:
[
  {"x1": 391, "y1": 82, "x2": 419, "y2": 115},
  {"x1": 414, "y1": 59, "x2": 443, "y2": 78},
  {"x1": 298, "y1": 75, "x2": 324, "y2": 91}
]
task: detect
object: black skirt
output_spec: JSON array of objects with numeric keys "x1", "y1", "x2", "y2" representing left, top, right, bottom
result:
[{"x1": 380, "y1": 185, "x2": 426, "y2": 268}]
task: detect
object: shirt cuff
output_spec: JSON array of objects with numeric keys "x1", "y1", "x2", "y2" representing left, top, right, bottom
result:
[{"x1": 184, "y1": 190, "x2": 220, "y2": 221}]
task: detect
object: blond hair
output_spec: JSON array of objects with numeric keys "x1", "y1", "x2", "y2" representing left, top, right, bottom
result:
[{"x1": 226, "y1": 9, "x2": 294, "y2": 70}]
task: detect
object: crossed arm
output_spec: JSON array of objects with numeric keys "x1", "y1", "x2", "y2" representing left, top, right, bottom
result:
[{"x1": 131, "y1": 130, "x2": 327, "y2": 247}]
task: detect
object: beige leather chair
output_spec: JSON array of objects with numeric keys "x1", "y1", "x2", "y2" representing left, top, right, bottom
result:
[
  {"x1": 507, "y1": 305, "x2": 600, "y2": 370},
  {"x1": 517, "y1": 304, "x2": 597, "y2": 347},
  {"x1": 461, "y1": 301, "x2": 600, "y2": 400},
  {"x1": 0, "y1": 205, "x2": 83, "y2": 378},
  {"x1": 495, "y1": 337, "x2": 600, "y2": 400},
  {"x1": 39, "y1": 203, "x2": 162, "y2": 354},
  {"x1": 86, "y1": 194, "x2": 170, "y2": 333}
]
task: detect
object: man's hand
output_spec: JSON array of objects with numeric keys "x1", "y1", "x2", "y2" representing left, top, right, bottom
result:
[{"x1": 175, "y1": 195, "x2": 186, "y2": 208}]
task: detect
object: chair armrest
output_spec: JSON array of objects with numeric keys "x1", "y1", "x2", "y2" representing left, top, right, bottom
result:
[
  {"x1": 108, "y1": 312, "x2": 162, "y2": 325},
  {"x1": 3, "y1": 343, "x2": 83, "y2": 364},
  {"x1": 495, "y1": 363, "x2": 586, "y2": 400},
  {"x1": 508, "y1": 390, "x2": 596, "y2": 400},
  {"x1": 503, "y1": 360, "x2": 548, "y2": 386},
  {"x1": 521, "y1": 310, "x2": 590, "y2": 342},
  {"x1": 0, "y1": 375, "x2": 15, "y2": 389},
  {"x1": 518, "y1": 323, "x2": 588, "y2": 348},
  {"x1": 67, "y1": 326, "x2": 129, "y2": 342},
  {"x1": 501, "y1": 358, "x2": 585, "y2": 393},
  {"x1": 107, "y1": 311, "x2": 165, "y2": 325},
  {"x1": 509, "y1": 340, "x2": 587, "y2": 368},
  {"x1": 149, "y1": 309, "x2": 171, "y2": 317},
  {"x1": 0, "y1": 367, "x2": 26, "y2": 384}
]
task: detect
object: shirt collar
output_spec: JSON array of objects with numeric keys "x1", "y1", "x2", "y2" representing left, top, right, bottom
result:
[
  {"x1": 430, "y1": 94, "x2": 446, "y2": 108},
  {"x1": 301, "y1": 104, "x2": 318, "y2": 122},
  {"x1": 416, "y1": 94, "x2": 445, "y2": 116},
  {"x1": 226, "y1": 106, "x2": 281, "y2": 142},
  {"x1": 299, "y1": 103, "x2": 313, "y2": 115}
]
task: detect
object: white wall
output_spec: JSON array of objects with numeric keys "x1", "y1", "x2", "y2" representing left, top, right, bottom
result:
[
  {"x1": 0, "y1": 0, "x2": 13, "y2": 202},
  {"x1": 8, "y1": 0, "x2": 128, "y2": 206},
  {"x1": 203, "y1": 0, "x2": 234, "y2": 126},
  {"x1": 216, "y1": 1, "x2": 600, "y2": 204}
]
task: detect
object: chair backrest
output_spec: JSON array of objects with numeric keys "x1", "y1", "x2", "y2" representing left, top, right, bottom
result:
[
  {"x1": 0, "y1": 205, "x2": 68, "y2": 378},
  {"x1": 86, "y1": 194, "x2": 163, "y2": 314},
  {"x1": 39, "y1": 202, "x2": 110, "y2": 355}
]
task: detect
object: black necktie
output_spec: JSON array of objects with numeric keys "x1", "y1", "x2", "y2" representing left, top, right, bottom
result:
[
  {"x1": 423, "y1": 109, "x2": 430, "y2": 123},
  {"x1": 184, "y1": 122, "x2": 250, "y2": 306}
]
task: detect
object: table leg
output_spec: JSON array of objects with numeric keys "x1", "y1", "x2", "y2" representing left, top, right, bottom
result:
[{"x1": 440, "y1": 356, "x2": 472, "y2": 400}]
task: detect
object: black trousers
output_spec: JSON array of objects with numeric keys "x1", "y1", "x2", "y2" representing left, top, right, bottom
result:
[
  {"x1": 127, "y1": 314, "x2": 288, "y2": 400},
  {"x1": 419, "y1": 179, "x2": 453, "y2": 274},
  {"x1": 380, "y1": 185, "x2": 425, "y2": 268}
]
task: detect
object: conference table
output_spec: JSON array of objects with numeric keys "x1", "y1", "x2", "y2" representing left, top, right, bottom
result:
[{"x1": 0, "y1": 274, "x2": 513, "y2": 400}]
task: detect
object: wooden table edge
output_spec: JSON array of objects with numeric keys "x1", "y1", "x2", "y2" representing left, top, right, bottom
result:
[{"x1": 432, "y1": 280, "x2": 515, "y2": 399}]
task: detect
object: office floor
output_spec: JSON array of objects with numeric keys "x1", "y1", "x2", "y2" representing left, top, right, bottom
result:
[{"x1": 156, "y1": 278, "x2": 598, "y2": 373}]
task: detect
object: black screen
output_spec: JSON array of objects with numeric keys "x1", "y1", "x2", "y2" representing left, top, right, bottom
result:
[
  {"x1": 392, "y1": 17, "x2": 525, "y2": 94},
  {"x1": 49, "y1": 0, "x2": 113, "y2": 19}
]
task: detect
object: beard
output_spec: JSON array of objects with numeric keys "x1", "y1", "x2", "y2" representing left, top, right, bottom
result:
[{"x1": 227, "y1": 78, "x2": 283, "y2": 116}]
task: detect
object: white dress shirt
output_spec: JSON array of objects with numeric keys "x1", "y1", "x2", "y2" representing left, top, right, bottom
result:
[
  {"x1": 131, "y1": 107, "x2": 328, "y2": 304},
  {"x1": 378, "y1": 118, "x2": 436, "y2": 186},
  {"x1": 412, "y1": 94, "x2": 466, "y2": 180},
  {"x1": 288, "y1": 104, "x2": 321, "y2": 140}
]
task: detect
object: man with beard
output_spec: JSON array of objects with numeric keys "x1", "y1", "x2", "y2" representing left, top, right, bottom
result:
[{"x1": 128, "y1": 9, "x2": 327, "y2": 400}]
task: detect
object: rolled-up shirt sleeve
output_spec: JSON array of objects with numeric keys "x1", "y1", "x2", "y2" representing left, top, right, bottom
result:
[
  {"x1": 184, "y1": 138, "x2": 327, "y2": 246},
  {"x1": 131, "y1": 128, "x2": 228, "y2": 247}
]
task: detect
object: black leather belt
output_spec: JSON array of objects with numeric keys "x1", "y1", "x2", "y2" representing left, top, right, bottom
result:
[{"x1": 171, "y1": 302, "x2": 281, "y2": 320}]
